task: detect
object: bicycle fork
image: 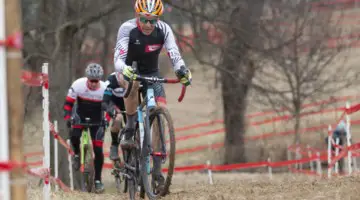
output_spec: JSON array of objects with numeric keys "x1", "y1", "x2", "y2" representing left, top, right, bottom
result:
[
  {"x1": 137, "y1": 88, "x2": 157, "y2": 175},
  {"x1": 137, "y1": 105, "x2": 151, "y2": 174}
]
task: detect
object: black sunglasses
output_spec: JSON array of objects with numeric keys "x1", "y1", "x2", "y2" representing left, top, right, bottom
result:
[{"x1": 89, "y1": 79, "x2": 99, "y2": 83}]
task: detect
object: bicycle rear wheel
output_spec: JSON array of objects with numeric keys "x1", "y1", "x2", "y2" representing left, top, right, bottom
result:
[
  {"x1": 112, "y1": 160, "x2": 123, "y2": 194},
  {"x1": 140, "y1": 107, "x2": 176, "y2": 199}
]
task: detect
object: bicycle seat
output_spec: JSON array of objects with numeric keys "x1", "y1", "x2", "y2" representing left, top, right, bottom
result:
[{"x1": 85, "y1": 118, "x2": 91, "y2": 123}]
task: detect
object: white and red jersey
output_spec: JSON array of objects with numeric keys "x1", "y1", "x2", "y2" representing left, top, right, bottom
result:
[
  {"x1": 114, "y1": 18, "x2": 186, "y2": 74},
  {"x1": 63, "y1": 77, "x2": 107, "y2": 123}
]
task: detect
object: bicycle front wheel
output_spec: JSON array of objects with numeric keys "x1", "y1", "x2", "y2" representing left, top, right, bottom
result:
[
  {"x1": 83, "y1": 144, "x2": 94, "y2": 193},
  {"x1": 140, "y1": 107, "x2": 176, "y2": 199}
]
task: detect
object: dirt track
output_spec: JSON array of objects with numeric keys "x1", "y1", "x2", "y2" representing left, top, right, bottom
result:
[{"x1": 27, "y1": 172, "x2": 360, "y2": 200}]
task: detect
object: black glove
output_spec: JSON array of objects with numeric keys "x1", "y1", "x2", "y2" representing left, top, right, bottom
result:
[
  {"x1": 107, "y1": 108, "x2": 117, "y2": 119},
  {"x1": 102, "y1": 118, "x2": 109, "y2": 128},
  {"x1": 66, "y1": 120, "x2": 72, "y2": 128},
  {"x1": 175, "y1": 65, "x2": 192, "y2": 86}
]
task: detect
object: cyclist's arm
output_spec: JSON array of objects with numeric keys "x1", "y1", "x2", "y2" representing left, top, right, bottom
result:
[
  {"x1": 160, "y1": 21, "x2": 186, "y2": 71},
  {"x1": 102, "y1": 88, "x2": 114, "y2": 112},
  {"x1": 63, "y1": 82, "x2": 78, "y2": 120},
  {"x1": 114, "y1": 22, "x2": 134, "y2": 73},
  {"x1": 102, "y1": 89, "x2": 113, "y2": 122},
  {"x1": 102, "y1": 79, "x2": 117, "y2": 121}
]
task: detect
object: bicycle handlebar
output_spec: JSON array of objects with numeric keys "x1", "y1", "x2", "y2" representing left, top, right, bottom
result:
[
  {"x1": 134, "y1": 76, "x2": 186, "y2": 102},
  {"x1": 74, "y1": 122, "x2": 104, "y2": 127},
  {"x1": 123, "y1": 61, "x2": 187, "y2": 102}
]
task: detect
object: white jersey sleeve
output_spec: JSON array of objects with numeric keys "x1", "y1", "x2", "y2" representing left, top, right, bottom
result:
[
  {"x1": 67, "y1": 78, "x2": 82, "y2": 100},
  {"x1": 157, "y1": 21, "x2": 186, "y2": 71},
  {"x1": 114, "y1": 19, "x2": 137, "y2": 72}
]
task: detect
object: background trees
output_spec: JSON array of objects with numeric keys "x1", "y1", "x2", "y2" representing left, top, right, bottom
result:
[{"x1": 20, "y1": 0, "x2": 360, "y2": 187}]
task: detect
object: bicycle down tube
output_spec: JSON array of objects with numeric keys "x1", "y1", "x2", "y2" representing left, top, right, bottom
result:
[
  {"x1": 137, "y1": 87, "x2": 157, "y2": 174},
  {"x1": 80, "y1": 128, "x2": 90, "y2": 173}
]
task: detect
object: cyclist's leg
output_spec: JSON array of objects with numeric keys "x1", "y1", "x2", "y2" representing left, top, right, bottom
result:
[
  {"x1": 70, "y1": 127, "x2": 82, "y2": 170},
  {"x1": 109, "y1": 97, "x2": 125, "y2": 160},
  {"x1": 70, "y1": 128, "x2": 82, "y2": 154},
  {"x1": 90, "y1": 125, "x2": 105, "y2": 192},
  {"x1": 110, "y1": 113, "x2": 123, "y2": 160},
  {"x1": 70, "y1": 113, "x2": 82, "y2": 170},
  {"x1": 117, "y1": 73, "x2": 139, "y2": 148}
]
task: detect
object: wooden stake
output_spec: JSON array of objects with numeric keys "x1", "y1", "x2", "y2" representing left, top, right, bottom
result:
[{"x1": 5, "y1": 0, "x2": 26, "y2": 199}]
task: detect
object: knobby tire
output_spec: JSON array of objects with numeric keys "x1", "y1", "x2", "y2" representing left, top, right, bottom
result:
[
  {"x1": 140, "y1": 107, "x2": 176, "y2": 200},
  {"x1": 83, "y1": 144, "x2": 95, "y2": 193}
]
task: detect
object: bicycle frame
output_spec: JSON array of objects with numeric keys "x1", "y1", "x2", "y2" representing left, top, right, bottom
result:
[{"x1": 80, "y1": 127, "x2": 91, "y2": 173}]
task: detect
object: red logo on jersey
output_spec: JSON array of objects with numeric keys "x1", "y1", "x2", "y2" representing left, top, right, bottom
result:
[
  {"x1": 119, "y1": 49, "x2": 125, "y2": 55},
  {"x1": 145, "y1": 44, "x2": 161, "y2": 53}
]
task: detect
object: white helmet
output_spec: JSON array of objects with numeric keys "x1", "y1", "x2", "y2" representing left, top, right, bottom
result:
[{"x1": 85, "y1": 63, "x2": 104, "y2": 80}]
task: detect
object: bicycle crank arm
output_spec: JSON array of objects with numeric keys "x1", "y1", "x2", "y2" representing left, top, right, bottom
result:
[
  {"x1": 118, "y1": 171, "x2": 132, "y2": 179},
  {"x1": 124, "y1": 163, "x2": 136, "y2": 172},
  {"x1": 111, "y1": 168, "x2": 132, "y2": 179}
]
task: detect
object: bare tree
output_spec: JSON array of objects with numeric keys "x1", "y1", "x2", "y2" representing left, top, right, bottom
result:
[
  {"x1": 252, "y1": 1, "x2": 359, "y2": 144},
  {"x1": 164, "y1": 0, "x2": 267, "y2": 164},
  {"x1": 163, "y1": 0, "x2": 360, "y2": 164}
]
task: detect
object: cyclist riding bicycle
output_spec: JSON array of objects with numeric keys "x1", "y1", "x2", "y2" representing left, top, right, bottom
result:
[
  {"x1": 113, "y1": 0, "x2": 192, "y2": 192},
  {"x1": 325, "y1": 120, "x2": 347, "y2": 173},
  {"x1": 102, "y1": 72, "x2": 127, "y2": 161},
  {"x1": 63, "y1": 63, "x2": 107, "y2": 193},
  {"x1": 325, "y1": 120, "x2": 347, "y2": 148}
]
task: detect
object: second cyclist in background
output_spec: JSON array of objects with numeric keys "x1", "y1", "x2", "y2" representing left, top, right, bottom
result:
[
  {"x1": 63, "y1": 63, "x2": 107, "y2": 193},
  {"x1": 102, "y1": 72, "x2": 127, "y2": 162}
]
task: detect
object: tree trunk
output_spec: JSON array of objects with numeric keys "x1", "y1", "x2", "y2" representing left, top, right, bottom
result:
[
  {"x1": 101, "y1": 18, "x2": 111, "y2": 74},
  {"x1": 49, "y1": 31, "x2": 82, "y2": 190},
  {"x1": 222, "y1": 74, "x2": 248, "y2": 164},
  {"x1": 294, "y1": 112, "x2": 301, "y2": 144},
  {"x1": 222, "y1": 56, "x2": 256, "y2": 164},
  {"x1": 222, "y1": 0, "x2": 264, "y2": 164}
]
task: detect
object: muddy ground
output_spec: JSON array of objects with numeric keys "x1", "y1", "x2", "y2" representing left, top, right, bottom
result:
[{"x1": 27, "y1": 172, "x2": 360, "y2": 200}]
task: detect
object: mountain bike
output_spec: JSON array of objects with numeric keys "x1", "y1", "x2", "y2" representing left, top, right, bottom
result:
[
  {"x1": 112, "y1": 61, "x2": 186, "y2": 200},
  {"x1": 73, "y1": 117, "x2": 105, "y2": 193}
]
